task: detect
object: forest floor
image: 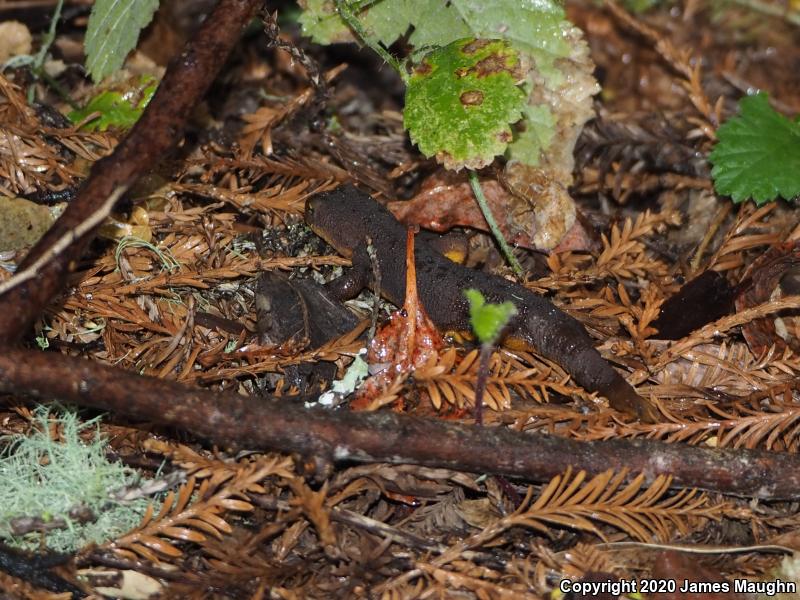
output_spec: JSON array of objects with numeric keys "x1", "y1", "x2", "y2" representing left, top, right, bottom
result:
[{"x1": 1, "y1": 0, "x2": 800, "y2": 598}]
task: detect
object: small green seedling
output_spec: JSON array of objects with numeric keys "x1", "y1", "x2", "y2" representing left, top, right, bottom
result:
[
  {"x1": 69, "y1": 75, "x2": 157, "y2": 131},
  {"x1": 465, "y1": 288, "x2": 517, "y2": 345},
  {"x1": 709, "y1": 92, "x2": 800, "y2": 205},
  {"x1": 464, "y1": 288, "x2": 517, "y2": 424}
]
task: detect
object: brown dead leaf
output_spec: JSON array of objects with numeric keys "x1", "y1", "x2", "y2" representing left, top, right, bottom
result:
[
  {"x1": 454, "y1": 498, "x2": 502, "y2": 530},
  {"x1": 735, "y1": 240, "x2": 800, "y2": 355},
  {"x1": 388, "y1": 170, "x2": 595, "y2": 252},
  {"x1": 0, "y1": 195, "x2": 57, "y2": 251}
]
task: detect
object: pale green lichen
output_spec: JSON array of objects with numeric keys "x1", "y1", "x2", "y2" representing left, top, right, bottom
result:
[{"x1": 0, "y1": 406, "x2": 150, "y2": 552}]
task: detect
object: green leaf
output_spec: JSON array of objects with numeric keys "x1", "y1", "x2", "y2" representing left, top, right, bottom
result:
[
  {"x1": 449, "y1": 0, "x2": 571, "y2": 84},
  {"x1": 68, "y1": 75, "x2": 157, "y2": 131},
  {"x1": 298, "y1": 0, "x2": 468, "y2": 48},
  {"x1": 505, "y1": 102, "x2": 556, "y2": 167},
  {"x1": 464, "y1": 289, "x2": 517, "y2": 345},
  {"x1": 404, "y1": 2, "x2": 471, "y2": 52},
  {"x1": 297, "y1": 0, "x2": 572, "y2": 81},
  {"x1": 404, "y1": 38, "x2": 526, "y2": 170},
  {"x1": 298, "y1": 0, "x2": 350, "y2": 44},
  {"x1": 359, "y1": 0, "x2": 424, "y2": 46},
  {"x1": 84, "y1": 0, "x2": 160, "y2": 83},
  {"x1": 709, "y1": 93, "x2": 800, "y2": 205},
  {"x1": 297, "y1": 0, "x2": 598, "y2": 179}
]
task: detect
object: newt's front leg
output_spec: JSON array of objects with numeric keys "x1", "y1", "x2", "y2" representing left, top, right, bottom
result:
[{"x1": 325, "y1": 244, "x2": 371, "y2": 301}]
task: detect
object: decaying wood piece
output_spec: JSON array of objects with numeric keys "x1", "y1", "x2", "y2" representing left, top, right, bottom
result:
[
  {"x1": 0, "y1": 0, "x2": 264, "y2": 344},
  {"x1": 1, "y1": 348, "x2": 799, "y2": 500}
]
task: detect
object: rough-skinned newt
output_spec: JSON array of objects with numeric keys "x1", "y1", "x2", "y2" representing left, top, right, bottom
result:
[{"x1": 306, "y1": 185, "x2": 657, "y2": 422}]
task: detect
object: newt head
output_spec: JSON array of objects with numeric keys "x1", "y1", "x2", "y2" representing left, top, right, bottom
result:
[{"x1": 305, "y1": 184, "x2": 395, "y2": 258}]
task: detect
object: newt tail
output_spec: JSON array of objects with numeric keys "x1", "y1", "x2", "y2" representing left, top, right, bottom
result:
[{"x1": 306, "y1": 185, "x2": 657, "y2": 422}]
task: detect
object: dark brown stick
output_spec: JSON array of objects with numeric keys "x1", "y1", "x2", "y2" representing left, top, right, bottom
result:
[
  {"x1": 0, "y1": 0, "x2": 263, "y2": 344},
  {"x1": 0, "y1": 349, "x2": 798, "y2": 500}
]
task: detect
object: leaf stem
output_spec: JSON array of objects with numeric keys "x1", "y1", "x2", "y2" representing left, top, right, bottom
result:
[
  {"x1": 334, "y1": 0, "x2": 408, "y2": 83},
  {"x1": 27, "y1": 0, "x2": 64, "y2": 103},
  {"x1": 468, "y1": 170, "x2": 524, "y2": 278},
  {"x1": 39, "y1": 70, "x2": 79, "y2": 110}
]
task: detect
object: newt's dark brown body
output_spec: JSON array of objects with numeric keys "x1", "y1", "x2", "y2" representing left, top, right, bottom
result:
[{"x1": 306, "y1": 185, "x2": 655, "y2": 421}]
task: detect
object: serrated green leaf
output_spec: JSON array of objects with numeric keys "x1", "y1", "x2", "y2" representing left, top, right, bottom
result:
[
  {"x1": 68, "y1": 75, "x2": 157, "y2": 131},
  {"x1": 709, "y1": 93, "x2": 800, "y2": 205},
  {"x1": 414, "y1": 0, "x2": 598, "y2": 175},
  {"x1": 297, "y1": 0, "x2": 350, "y2": 44},
  {"x1": 298, "y1": 0, "x2": 468, "y2": 48},
  {"x1": 450, "y1": 0, "x2": 571, "y2": 84},
  {"x1": 360, "y1": 0, "x2": 420, "y2": 46},
  {"x1": 424, "y1": 0, "x2": 599, "y2": 182},
  {"x1": 296, "y1": 0, "x2": 598, "y2": 181},
  {"x1": 405, "y1": 2, "x2": 471, "y2": 53},
  {"x1": 404, "y1": 39, "x2": 526, "y2": 170},
  {"x1": 464, "y1": 289, "x2": 517, "y2": 345},
  {"x1": 84, "y1": 0, "x2": 159, "y2": 83}
]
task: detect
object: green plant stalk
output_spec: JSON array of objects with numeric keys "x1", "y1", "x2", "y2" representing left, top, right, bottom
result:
[
  {"x1": 468, "y1": 170, "x2": 524, "y2": 278},
  {"x1": 334, "y1": 0, "x2": 408, "y2": 82},
  {"x1": 27, "y1": 0, "x2": 65, "y2": 103}
]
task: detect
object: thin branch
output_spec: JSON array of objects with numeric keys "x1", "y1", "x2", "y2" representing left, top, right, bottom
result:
[
  {"x1": 3, "y1": 348, "x2": 800, "y2": 500},
  {"x1": 0, "y1": 0, "x2": 264, "y2": 344}
]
